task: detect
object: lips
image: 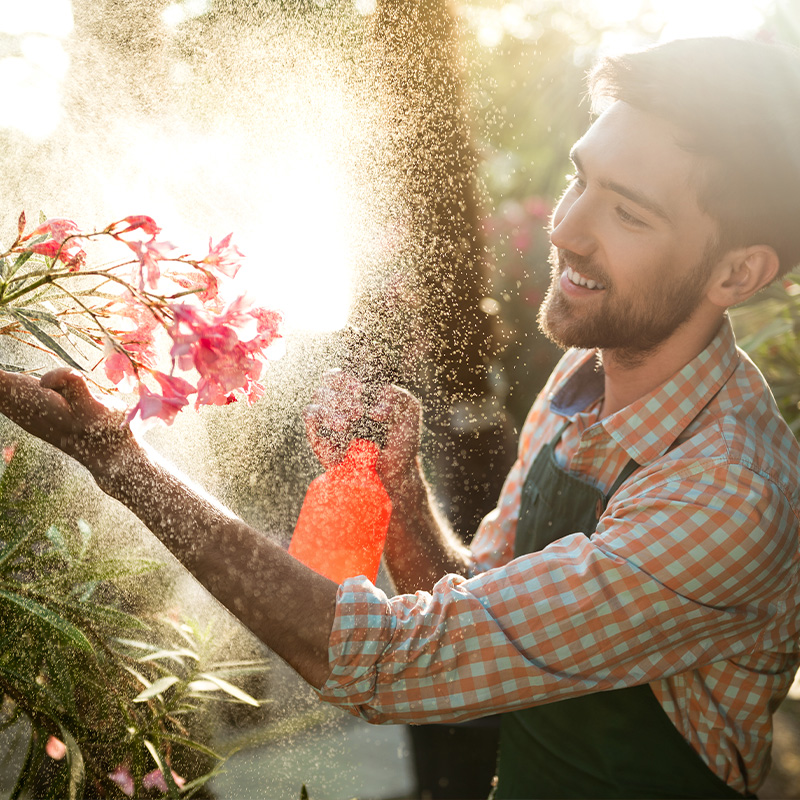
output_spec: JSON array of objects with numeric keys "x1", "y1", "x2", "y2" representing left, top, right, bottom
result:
[{"x1": 565, "y1": 265, "x2": 606, "y2": 290}]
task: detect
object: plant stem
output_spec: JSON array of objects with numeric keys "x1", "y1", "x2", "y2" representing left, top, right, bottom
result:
[{"x1": 1, "y1": 275, "x2": 53, "y2": 305}]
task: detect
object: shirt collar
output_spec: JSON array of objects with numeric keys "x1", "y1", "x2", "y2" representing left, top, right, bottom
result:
[{"x1": 549, "y1": 317, "x2": 741, "y2": 465}]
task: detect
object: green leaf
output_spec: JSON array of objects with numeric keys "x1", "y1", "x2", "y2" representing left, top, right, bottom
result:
[
  {"x1": 4, "y1": 308, "x2": 85, "y2": 371},
  {"x1": 45, "y1": 595, "x2": 149, "y2": 632},
  {"x1": 115, "y1": 637, "x2": 162, "y2": 653},
  {"x1": 64, "y1": 557, "x2": 163, "y2": 584},
  {"x1": 76, "y1": 519, "x2": 91, "y2": 553},
  {"x1": 133, "y1": 676, "x2": 180, "y2": 702},
  {"x1": 0, "y1": 589, "x2": 92, "y2": 652},
  {"x1": 201, "y1": 658, "x2": 271, "y2": 678},
  {"x1": 160, "y1": 732, "x2": 223, "y2": 761},
  {"x1": 56, "y1": 724, "x2": 86, "y2": 800},
  {"x1": 175, "y1": 764, "x2": 228, "y2": 799},
  {"x1": 9, "y1": 721, "x2": 45, "y2": 800},
  {"x1": 0, "y1": 519, "x2": 38, "y2": 572},
  {"x1": 738, "y1": 316, "x2": 793, "y2": 352},
  {"x1": 13, "y1": 306, "x2": 62, "y2": 327},
  {"x1": 143, "y1": 738, "x2": 183, "y2": 798},
  {"x1": 121, "y1": 662, "x2": 152, "y2": 689},
  {"x1": 195, "y1": 672, "x2": 260, "y2": 706},
  {"x1": 42, "y1": 638, "x2": 78, "y2": 717},
  {"x1": 10, "y1": 249, "x2": 35, "y2": 273},
  {"x1": 138, "y1": 647, "x2": 199, "y2": 666},
  {"x1": 45, "y1": 524, "x2": 69, "y2": 555}
]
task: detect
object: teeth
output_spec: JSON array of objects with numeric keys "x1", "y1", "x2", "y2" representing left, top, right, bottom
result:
[{"x1": 567, "y1": 266, "x2": 605, "y2": 290}]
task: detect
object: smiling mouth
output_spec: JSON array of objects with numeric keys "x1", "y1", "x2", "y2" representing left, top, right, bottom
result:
[{"x1": 565, "y1": 266, "x2": 606, "y2": 290}]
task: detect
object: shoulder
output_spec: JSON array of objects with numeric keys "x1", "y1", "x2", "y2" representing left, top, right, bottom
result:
[{"x1": 671, "y1": 346, "x2": 800, "y2": 511}]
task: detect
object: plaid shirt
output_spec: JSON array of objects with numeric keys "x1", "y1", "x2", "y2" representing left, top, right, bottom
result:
[{"x1": 318, "y1": 318, "x2": 800, "y2": 795}]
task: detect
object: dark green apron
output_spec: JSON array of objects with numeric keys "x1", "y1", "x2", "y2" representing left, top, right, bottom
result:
[{"x1": 492, "y1": 422, "x2": 748, "y2": 799}]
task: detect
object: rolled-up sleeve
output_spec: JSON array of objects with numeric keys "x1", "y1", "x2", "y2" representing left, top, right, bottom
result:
[{"x1": 318, "y1": 461, "x2": 799, "y2": 727}]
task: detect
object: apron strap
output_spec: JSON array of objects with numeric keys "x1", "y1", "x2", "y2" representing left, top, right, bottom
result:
[{"x1": 604, "y1": 456, "x2": 641, "y2": 505}]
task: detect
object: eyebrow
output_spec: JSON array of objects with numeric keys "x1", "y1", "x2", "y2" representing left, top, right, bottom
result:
[{"x1": 570, "y1": 148, "x2": 674, "y2": 225}]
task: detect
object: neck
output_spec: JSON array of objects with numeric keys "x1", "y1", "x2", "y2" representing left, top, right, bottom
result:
[{"x1": 599, "y1": 308, "x2": 725, "y2": 418}]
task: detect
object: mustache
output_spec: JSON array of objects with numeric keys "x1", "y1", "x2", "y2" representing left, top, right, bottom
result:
[{"x1": 550, "y1": 246, "x2": 611, "y2": 287}]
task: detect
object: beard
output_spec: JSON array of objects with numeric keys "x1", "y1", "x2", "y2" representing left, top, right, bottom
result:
[{"x1": 537, "y1": 245, "x2": 717, "y2": 367}]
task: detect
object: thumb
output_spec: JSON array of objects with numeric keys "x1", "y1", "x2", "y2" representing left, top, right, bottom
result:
[{"x1": 40, "y1": 369, "x2": 106, "y2": 421}]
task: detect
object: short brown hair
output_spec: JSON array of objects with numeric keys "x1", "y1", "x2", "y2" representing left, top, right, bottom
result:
[{"x1": 590, "y1": 37, "x2": 800, "y2": 278}]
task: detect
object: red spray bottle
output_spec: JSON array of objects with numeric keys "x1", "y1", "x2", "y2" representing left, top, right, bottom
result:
[{"x1": 289, "y1": 329, "x2": 395, "y2": 584}]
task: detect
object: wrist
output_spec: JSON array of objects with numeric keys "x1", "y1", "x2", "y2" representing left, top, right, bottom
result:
[
  {"x1": 86, "y1": 432, "x2": 149, "y2": 497},
  {"x1": 382, "y1": 457, "x2": 428, "y2": 506}
]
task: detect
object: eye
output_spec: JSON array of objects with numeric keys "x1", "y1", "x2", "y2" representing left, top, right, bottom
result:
[
  {"x1": 616, "y1": 206, "x2": 647, "y2": 227},
  {"x1": 565, "y1": 173, "x2": 585, "y2": 191}
]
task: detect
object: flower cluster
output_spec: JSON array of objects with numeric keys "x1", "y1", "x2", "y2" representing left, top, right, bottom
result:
[{"x1": 1, "y1": 212, "x2": 282, "y2": 424}]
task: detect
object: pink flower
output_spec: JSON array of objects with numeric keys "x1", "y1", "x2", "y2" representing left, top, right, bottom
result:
[
  {"x1": 45, "y1": 735, "x2": 67, "y2": 760},
  {"x1": 110, "y1": 215, "x2": 161, "y2": 237},
  {"x1": 165, "y1": 296, "x2": 282, "y2": 410},
  {"x1": 104, "y1": 299, "x2": 160, "y2": 387},
  {"x1": 103, "y1": 349, "x2": 139, "y2": 388},
  {"x1": 124, "y1": 237, "x2": 176, "y2": 291},
  {"x1": 20, "y1": 217, "x2": 87, "y2": 267},
  {"x1": 2, "y1": 443, "x2": 16, "y2": 464},
  {"x1": 29, "y1": 218, "x2": 81, "y2": 242},
  {"x1": 169, "y1": 269, "x2": 221, "y2": 308},
  {"x1": 523, "y1": 196, "x2": 551, "y2": 219},
  {"x1": 126, "y1": 371, "x2": 195, "y2": 425},
  {"x1": 108, "y1": 765, "x2": 135, "y2": 797},
  {"x1": 249, "y1": 307, "x2": 282, "y2": 340},
  {"x1": 246, "y1": 379, "x2": 265, "y2": 403},
  {"x1": 142, "y1": 768, "x2": 185, "y2": 793},
  {"x1": 202, "y1": 233, "x2": 244, "y2": 278},
  {"x1": 167, "y1": 301, "x2": 267, "y2": 408}
]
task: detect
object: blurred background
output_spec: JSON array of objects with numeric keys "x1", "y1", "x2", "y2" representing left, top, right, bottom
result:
[{"x1": 1, "y1": 0, "x2": 799, "y2": 797}]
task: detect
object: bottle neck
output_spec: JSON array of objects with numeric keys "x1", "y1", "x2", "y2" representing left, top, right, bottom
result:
[{"x1": 341, "y1": 438, "x2": 381, "y2": 471}]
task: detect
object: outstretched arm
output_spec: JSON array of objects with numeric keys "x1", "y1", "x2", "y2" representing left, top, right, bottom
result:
[
  {"x1": 0, "y1": 368, "x2": 337, "y2": 689},
  {"x1": 303, "y1": 371, "x2": 472, "y2": 593}
]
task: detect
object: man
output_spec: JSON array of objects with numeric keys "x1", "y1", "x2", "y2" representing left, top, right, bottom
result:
[{"x1": 1, "y1": 36, "x2": 800, "y2": 798}]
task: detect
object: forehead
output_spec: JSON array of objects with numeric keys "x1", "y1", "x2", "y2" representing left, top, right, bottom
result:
[{"x1": 572, "y1": 101, "x2": 708, "y2": 222}]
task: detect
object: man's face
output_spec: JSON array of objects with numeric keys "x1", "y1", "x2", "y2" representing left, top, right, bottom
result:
[{"x1": 538, "y1": 101, "x2": 723, "y2": 366}]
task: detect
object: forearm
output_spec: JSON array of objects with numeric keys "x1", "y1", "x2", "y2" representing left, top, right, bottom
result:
[
  {"x1": 382, "y1": 460, "x2": 472, "y2": 593},
  {"x1": 94, "y1": 441, "x2": 338, "y2": 689},
  {"x1": 0, "y1": 368, "x2": 337, "y2": 687}
]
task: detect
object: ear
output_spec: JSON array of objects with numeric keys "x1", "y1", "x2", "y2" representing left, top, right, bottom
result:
[{"x1": 706, "y1": 246, "x2": 780, "y2": 309}]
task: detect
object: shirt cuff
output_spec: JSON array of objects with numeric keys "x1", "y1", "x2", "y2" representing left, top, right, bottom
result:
[{"x1": 317, "y1": 575, "x2": 396, "y2": 708}]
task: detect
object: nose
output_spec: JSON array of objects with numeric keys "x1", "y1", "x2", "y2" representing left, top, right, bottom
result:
[{"x1": 549, "y1": 191, "x2": 596, "y2": 257}]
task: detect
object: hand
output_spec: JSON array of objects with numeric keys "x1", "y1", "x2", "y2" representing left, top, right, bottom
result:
[
  {"x1": 303, "y1": 370, "x2": 423, "y2": 494},
  {"x1": 0, "y1": 368, "x2": 135, "y2": 474}
]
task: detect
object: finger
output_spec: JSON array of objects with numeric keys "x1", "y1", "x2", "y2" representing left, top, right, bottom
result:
[
  {"x1": 302, "y1": 408, "x2": 347, "y2": 467},
  {"x1": 372, "y1": 384, "x2": 420, "y2": 425},
  {"x1": 307, "y1": 373, "x2": 365, "y2": 432},
  {"x1": 318, "y1": 369, "x2": 365, "y2": 400},
  {"x1": 302, "y1": 400, "x2": 353, "y2": 438},
  {"x1": 0, "y1": 369, "x2": 73, "y2": 439},
  {"x1": 40, "y1": 369, "x2": 114, "y2": 424}
]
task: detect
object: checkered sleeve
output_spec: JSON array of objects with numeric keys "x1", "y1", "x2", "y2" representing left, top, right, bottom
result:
[{"x1": 317, "y1": 459, "x2": 799, "y2": 725}]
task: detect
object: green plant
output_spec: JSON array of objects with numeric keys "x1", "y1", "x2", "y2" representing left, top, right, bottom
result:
[
  {"x1": 0, "y1": 442, "x2": 269, "y2": 798},
  {"x1": 731, "y1": 273, "x2": 800, "y2": 438}
]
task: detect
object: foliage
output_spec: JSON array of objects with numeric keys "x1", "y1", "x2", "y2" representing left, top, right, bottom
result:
[
  {"x1": 0, "y1": 212, "x2": 282, "y2": 425},
  {"x1": 455, "y1": 3, "x2": 609, "y2": 423},
  {"x1": 731, "y1": 274, "x2": 800, "y2": 438},
  {"x1": 0, "y1": 443, "x2": 269, "y2": 798},
  {"x1": 460, "y1": 4, "x2": 800, "y2": 437}
]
